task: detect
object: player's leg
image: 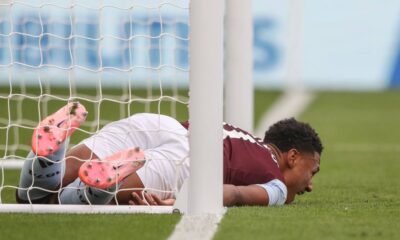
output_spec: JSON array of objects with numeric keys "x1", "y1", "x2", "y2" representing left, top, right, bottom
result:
[
  {"x1": 74, "y1": 155, "x2": 166, "y2": 205},
  {"x1": 16, "y1": 102, "x2": 87, "y2": 203},
  {"x1": 58, "y1": 144, "x2": 115, "y2": 204},
  {"x1": 16, "y1": 142, "x2": 68, "y2": 203},
  {"x1": 63, "y1": 147, "x2": 146, "y2": 204},
  {"x1": 16, "y1": 144, "x2": 95, "y2": 204},
  {"x1": 64, "y1": 113, "x2": 188, "y2": 205},
  {"x1": 59, "y1": 176, "x2": 125, "y2": 205},
  {"x1": 18, "y1": 143, "x2": 120, "y2": 205},
  {"x1": 62, "y1": 144, "x2": 98, "y2": 186},
  {"x1": 114, "y1": 150, "x2": 189, "y2": 205},
  {"x1": 113, "y1": 172, "x2": 145, "y2": 204},
  {"x1": 58, "y1": 170, "x2": 145, "y2": 205}
]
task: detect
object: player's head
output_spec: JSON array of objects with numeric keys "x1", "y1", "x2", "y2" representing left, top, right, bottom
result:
[
  {"x1": 263, "y1": 118, "x2": 323, "y2": 155},
  {"x1": 263, "y1": 118, "x2": 323, "y2": 203}
]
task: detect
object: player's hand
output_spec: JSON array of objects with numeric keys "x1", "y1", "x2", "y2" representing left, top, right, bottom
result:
[{"x1": 129, "y1": 192, "x2": 175, "y2": 206}]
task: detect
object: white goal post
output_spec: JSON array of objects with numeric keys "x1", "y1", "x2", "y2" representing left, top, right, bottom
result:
[
  {"x1": 0, "y1": 0, "x2": 253, "y2": 215},
  {"x1": 187, "y1": 0, "x2": 224, "y2": 215},
  {"x1": 224, "y1": 0, "x2": 254, "y2": 133}
]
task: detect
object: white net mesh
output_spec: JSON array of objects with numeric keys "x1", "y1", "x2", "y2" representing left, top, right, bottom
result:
[{"x1": 0, "y1": 0, "x2": 190, "y2": 205}]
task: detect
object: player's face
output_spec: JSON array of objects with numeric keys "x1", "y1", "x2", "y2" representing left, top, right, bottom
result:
[{"x1": 284, "y1": 150, "x2": 320, "y2": 203}]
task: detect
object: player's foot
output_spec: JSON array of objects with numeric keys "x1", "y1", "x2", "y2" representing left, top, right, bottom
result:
[
  {"x1": 78, "y1": 147, "x2": 146, "y2": 189},
  {"x1": 31, "y1": 102, "x2": 88, "y2": 156}
]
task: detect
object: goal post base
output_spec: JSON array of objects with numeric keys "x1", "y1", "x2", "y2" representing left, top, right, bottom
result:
[{"x1": 173, "y1": 178, "x2": 189, "y2": 214}]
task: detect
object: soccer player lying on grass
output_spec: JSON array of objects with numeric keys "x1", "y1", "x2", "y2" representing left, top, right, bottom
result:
[{"x1": 16, "y1": 102, "x2": 323, "y2": 207}]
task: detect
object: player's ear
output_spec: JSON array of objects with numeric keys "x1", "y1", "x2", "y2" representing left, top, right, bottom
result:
[{"x1": 286, "y1": 148, "x2": 300, "y2": 169}]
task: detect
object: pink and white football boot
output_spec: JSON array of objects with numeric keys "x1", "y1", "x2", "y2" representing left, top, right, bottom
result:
[
  {"x1": 79, "y1": 147, "x2": 146, "y2": 189},
  {"x1": 31, "y1": 102, "x2": 88, "y2": 156}
]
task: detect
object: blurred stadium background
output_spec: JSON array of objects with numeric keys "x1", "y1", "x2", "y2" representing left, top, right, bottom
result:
[{"x1": 1, "y1": 0, "x2": 400, "y2": 239}]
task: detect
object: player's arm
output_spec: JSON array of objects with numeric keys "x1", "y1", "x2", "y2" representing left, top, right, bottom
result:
[
  {"x1": 223, "y1": 179, "x2": 287, "y2": 207},
  {"x1": 223, "y1": 184, "x2": 268, "y2": 206},
  {"x1": 129, "y1": 192, "x2": 176, "y2": 206}
]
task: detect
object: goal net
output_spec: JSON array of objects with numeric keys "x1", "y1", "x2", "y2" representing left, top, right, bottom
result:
[{"x1": 0, "y1": 0, "x2": 200, "y2": 213}]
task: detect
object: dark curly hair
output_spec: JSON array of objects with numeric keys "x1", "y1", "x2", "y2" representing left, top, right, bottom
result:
[{"x1": 263, "y1": 118, "x2": 323, "y2": 155}]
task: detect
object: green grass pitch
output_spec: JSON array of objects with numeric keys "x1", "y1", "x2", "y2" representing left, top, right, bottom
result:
[
  {"x1": 215, "y1": 91, "x2": 400, "y2": 240},
  {"x1": 1, "y1": 89, "x2": 400, "y2": 240}
]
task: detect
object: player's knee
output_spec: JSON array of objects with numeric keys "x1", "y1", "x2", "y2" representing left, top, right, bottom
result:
[{"x1": 63, "y1": 144, "x2": 98, "y2": 186}]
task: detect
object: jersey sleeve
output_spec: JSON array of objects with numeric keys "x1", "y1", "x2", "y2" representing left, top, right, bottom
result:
[{"x1": 257, "y1": 179, "x2": 287, "y2": 206}]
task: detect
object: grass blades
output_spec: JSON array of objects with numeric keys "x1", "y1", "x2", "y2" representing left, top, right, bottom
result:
[
  {"x1": 0, "y1": 213, "x2": 180, "y2": 240},
  {"x1": 1, "y1": 90, "x2": 400, "y2": 240},
  {"x1": 215, "y1": 91, "x2": 400, "y2": 240}
]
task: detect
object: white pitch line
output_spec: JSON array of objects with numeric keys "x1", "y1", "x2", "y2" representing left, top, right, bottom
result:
[
  {"x1": 255, "y1": 90, "x2": 315, "y2": 138},
  {"x1": 168, "y1": 211, "x2": 226, "y2": 240}
]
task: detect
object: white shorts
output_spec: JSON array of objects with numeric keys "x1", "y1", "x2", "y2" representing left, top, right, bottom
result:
[{"x1": 79, "y1": 113, "x2": 190, "y2": 199}]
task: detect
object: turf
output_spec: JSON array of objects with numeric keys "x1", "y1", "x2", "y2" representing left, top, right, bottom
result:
[
  {"x1": 2, "y1": 90, "x2": 400, "y2": 240},
  {"x1": 0, "y1": 213, "x2": 181, "y2": 240},
  {"x1": 214, "y1": 91, "x2": 400, "y2": 240}
]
